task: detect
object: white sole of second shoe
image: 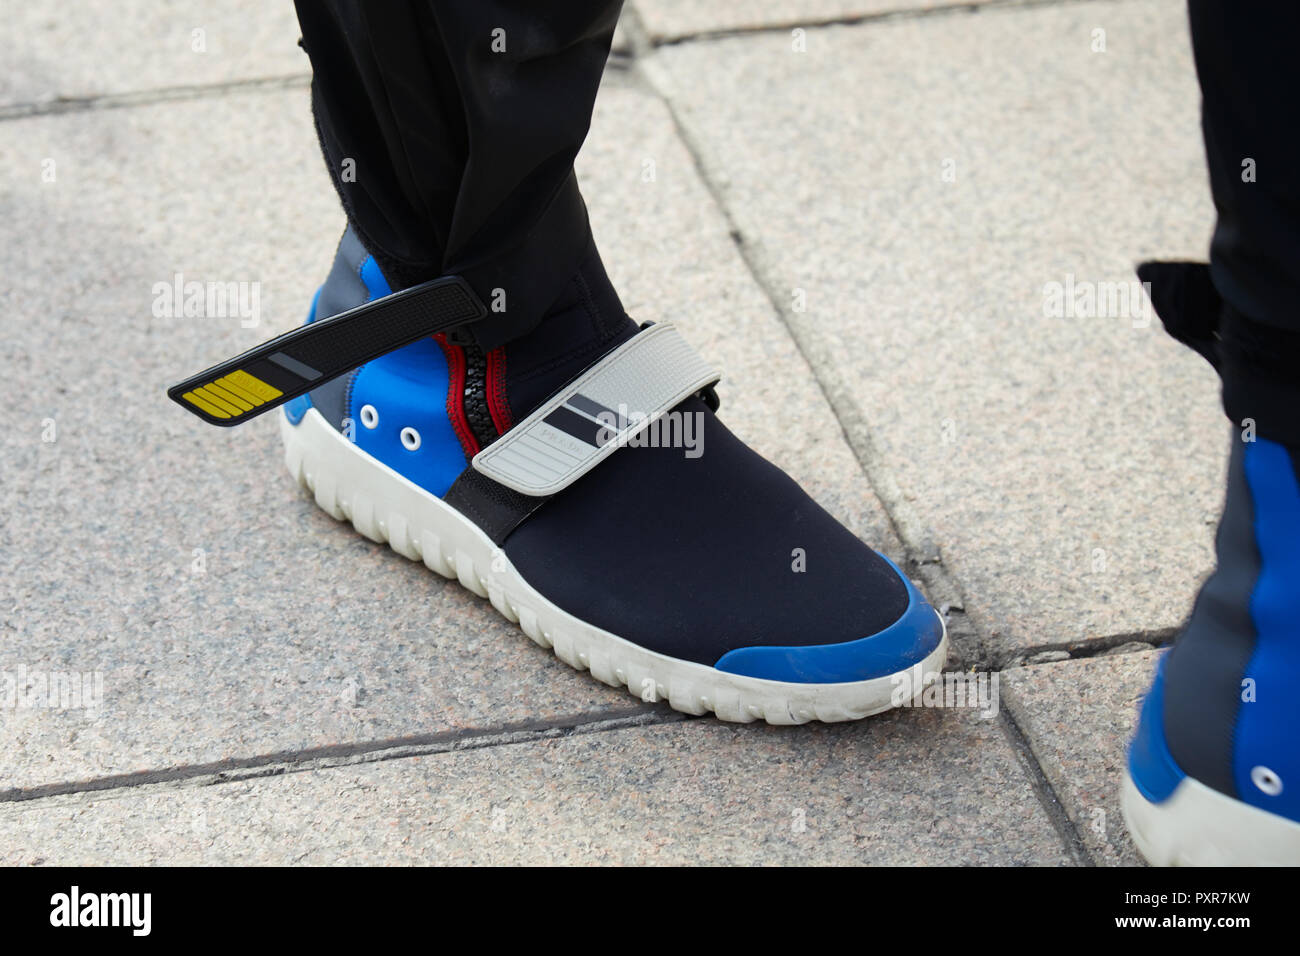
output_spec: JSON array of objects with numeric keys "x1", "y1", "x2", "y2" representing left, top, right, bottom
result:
[
  {"x1": 1121, "y1": 770, "x2": 1300, "y2": 866},
  {"x1": 281, "y1": 407, "x2": 949, "y2": 724}
]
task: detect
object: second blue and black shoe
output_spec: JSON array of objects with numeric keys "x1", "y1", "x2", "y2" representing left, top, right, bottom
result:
[{"x1": 1123, "y1": 261, "x2": 1300, "y2": 864}]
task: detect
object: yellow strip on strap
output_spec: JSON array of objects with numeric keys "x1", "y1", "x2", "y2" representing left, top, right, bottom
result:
[
  {"x1": 203, "y1": 382, "x2": 254, "y2": 412},
  {"x1": 193, "y1": 386, "x2": 241, "y2": 416},
  {"x1": 214, "y1": 374, "x2": 264, "y2": 406},
  {"x1": 181, "y1": 391, "x2": 231, "y2": 419},
  {"x1": 226, "y1": 369, "x2": 283, "y2": 402}
]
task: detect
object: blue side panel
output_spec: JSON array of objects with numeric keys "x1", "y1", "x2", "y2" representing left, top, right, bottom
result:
[
  {"x1": 711, "y1": 556, "x2": 943, "y2": 683},
  {"x1": 1127, "y1": 656, "x2": 1185, "y2": 804},
  {"x1": 284, "y1": 393, "x2": 312, "y2": 425},
  {"x1": 350, "y1": 255, "x2": 463, "y2": 496},
  {"x1": 305, "y1": 285, "x2": 322, "y2": 324},
  {"x1": 349, "y1": 336, "x2": 465, "y2": 499},
  {"x1": 1234, "y1": 438, "x2": 1300, "y2": 822},
  {"x1": 359, "y1": 255, "x2": 392, "y2": 299},
  {"x1": 295, "y1": 252, "x2": 462, "y2": 495}
]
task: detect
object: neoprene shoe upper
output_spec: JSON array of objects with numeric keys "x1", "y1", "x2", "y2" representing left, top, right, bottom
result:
[{"x1": 290, "y1": 227, "x2": 944, "y2": 683}]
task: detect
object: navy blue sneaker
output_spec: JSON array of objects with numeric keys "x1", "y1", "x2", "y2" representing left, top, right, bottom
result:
[
  {"x1": 271, "y1": 228, "x2": 947, "y2": 723},
  {"x1": 1123, "y1": 432, "x2": 1300, "y2": 864}
]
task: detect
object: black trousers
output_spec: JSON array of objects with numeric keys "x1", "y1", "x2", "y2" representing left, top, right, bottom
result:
[
  {"x1": 294, "y1": 0, "x2": 624, "y2": 351},
  {"x1": 296, "y1": 0, "x2": 1299, "y2": 438},
  {"x1": 1187, "y1": 1, "x2": 1300, "y2": 446}
]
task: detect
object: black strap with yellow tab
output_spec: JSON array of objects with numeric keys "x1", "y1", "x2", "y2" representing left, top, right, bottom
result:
[{"x1": 168, "y1": 275, "x2": 486, "y2": 427}]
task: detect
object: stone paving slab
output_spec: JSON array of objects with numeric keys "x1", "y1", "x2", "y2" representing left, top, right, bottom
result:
[
  {"x1": 0, "y1": 74, "x2": 900, "y2": 791},
  {"x1": 1001, "y1": 649, "x2": 1160, "y2": 865},
  {"x1": 0, "y1": 2, "x2": 637, "y2": 112},
  {"x1": 631, "y1": 0, "x2": 995, "y2": 43},
  {"x1": 0, "y1": 0, "x2": 306, "y2": 108},
  {"x1": 0, "y1": 707, "x2": 1071, "y2": 865},
  {"x1": 648, "y1": 0, "x2": 1224, "y2": 661}
]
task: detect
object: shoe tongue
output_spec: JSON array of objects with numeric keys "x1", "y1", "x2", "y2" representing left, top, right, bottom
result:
[{"x1": 501, "y1": 244, "x2": 638, "y2": 418}]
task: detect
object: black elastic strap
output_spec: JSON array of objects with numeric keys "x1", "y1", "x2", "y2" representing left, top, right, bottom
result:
[
  {"x1": 168, "y1": 275, "x2": 486, "y2": 427},
  {"x1": 444, "y1": 384, "x2": 718, "y2": 544},
  {"x1": 443, "y1": 466, "x2": 552, "y2": 546}
]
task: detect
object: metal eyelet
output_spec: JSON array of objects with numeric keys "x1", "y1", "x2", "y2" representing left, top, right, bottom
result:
[
  {"x1": 1251, "y1": 765, "x2": 1283, "y2": 797},
  {"x1": 359, "y1": 404, "x2": 379, "y2": 429},
  {"x1": 400, "y1": 426, "x2": 421, "y2": 451}
]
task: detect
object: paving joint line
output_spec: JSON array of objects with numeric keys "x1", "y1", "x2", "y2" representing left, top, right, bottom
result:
[
  {"x1": 0, "y1": 708, "x2": 688, "y2": 807},
  {"x1": 641, "y1": 0, "x2": 1139, "y2": 47},
  {"x1": 1000, "y1": 627, "x2": 1175, "y2": 669},
  {"x1": 998, "y1": 705, "x2": 1097, "y2": 865},
  {"x1": 0, "y1": 0, "x2": 1139, "y2": 121},
  {"x1": 0, "y1": 73, "x2": 311, "y2": 121}
]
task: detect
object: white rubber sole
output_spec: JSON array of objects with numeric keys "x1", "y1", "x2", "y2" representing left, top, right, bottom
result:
[
  {"x1": 281, "y1": 407, "x2": 949, "y2": 724},
  {"x1": 1121, "y1": 770, "x2": 1300, "y2": 866}
]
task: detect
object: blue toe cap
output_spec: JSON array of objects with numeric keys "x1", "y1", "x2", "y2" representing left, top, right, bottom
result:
[{"x1": 711, "y1": 557, "x2": 945, "y2": 683}]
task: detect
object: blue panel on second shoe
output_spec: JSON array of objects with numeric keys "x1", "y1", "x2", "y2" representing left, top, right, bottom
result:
[
  {"x1": 1234, "y1": 438, "x2": 1300, "y2": 822},
  {"x1": 349, "y1": 337, "x2": 465, "y2": 498},
  {"x1": 711, "y1": 557, "x2": 943, "y2": 683},
  {"x1": 1127, "y1": 657, "x2": 1185, "y2": 804}
]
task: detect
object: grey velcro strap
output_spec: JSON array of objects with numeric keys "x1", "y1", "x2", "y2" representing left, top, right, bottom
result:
[{"x1": 471, "y1": 323, "x2": 721, "y2": 496}]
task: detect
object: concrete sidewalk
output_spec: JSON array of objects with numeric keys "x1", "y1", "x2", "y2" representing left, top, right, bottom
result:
[{"x1": 0, "y1": 0, "x2": 1216, "y2": 865}]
